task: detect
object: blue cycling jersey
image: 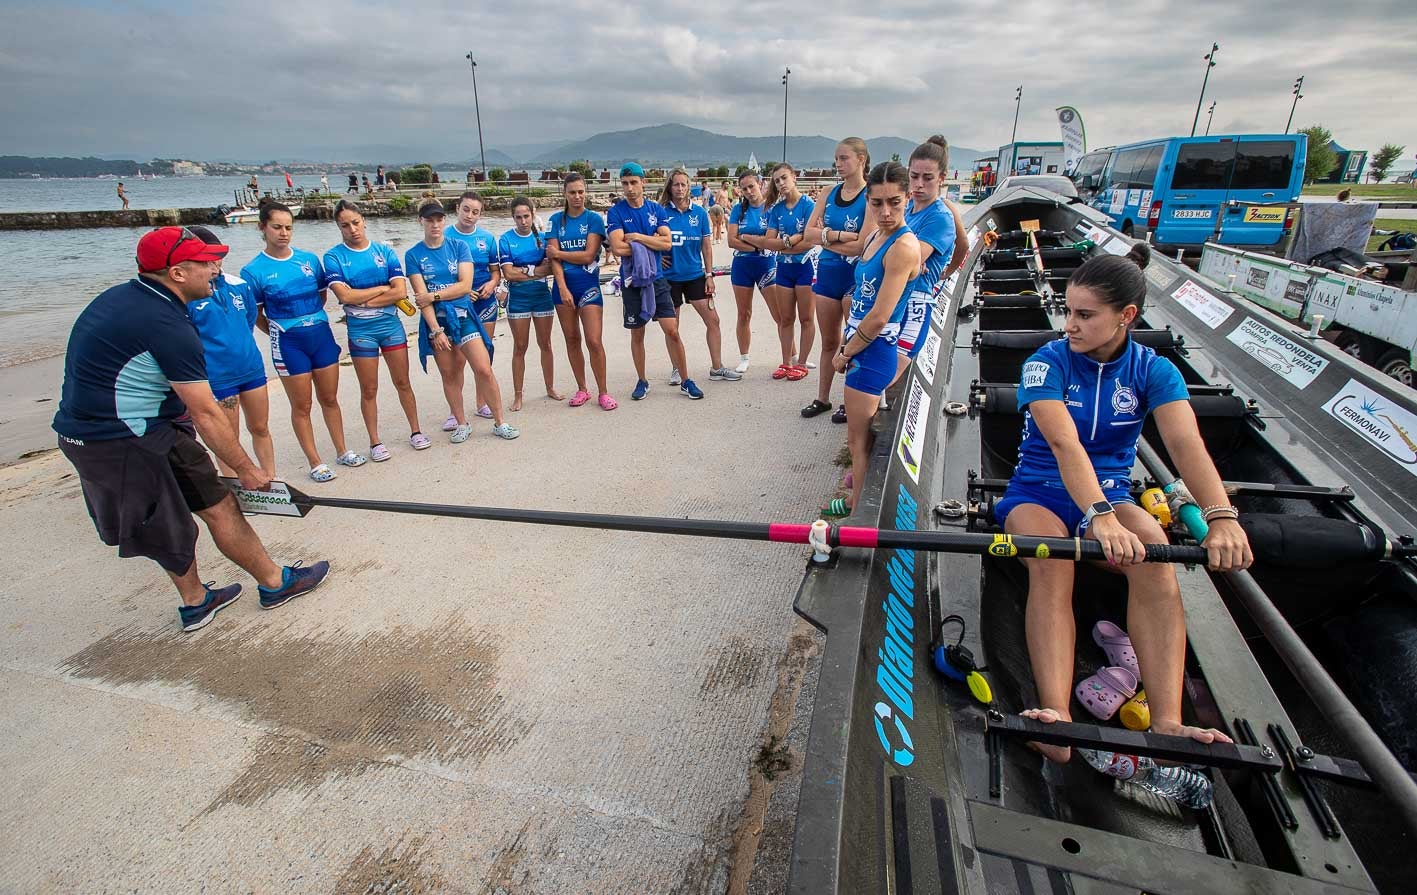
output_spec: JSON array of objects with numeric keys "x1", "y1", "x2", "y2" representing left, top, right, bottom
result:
[
  {"x1": 662, "y1": 203, "x2": 712, "y2": 281},
  {"x1": 1014, "y1": 337, "x2": 1190, "y2": 486},
  {"x1": 904, "y1": 198, "x2": 956, "y2": 295},
  {"x1": 728, "y1": 202, "x2": 772, "y2": 257},
  {"x1": 444, "y1": 225, "x2": 501, "y2": 289},
  {"x1": 240, "y1": 248, "x2": 328, "y2": 328},
  {"x1": 322, "y1": 241, "x2": 405, "y2": 319},
  {"x1": 187, "y1": 272, "x2": 264, "y2": 390},
  {"x1": 547, "y1": 209, "x2": 606, "y2": 279},
  {"x1": 404, "y1": 238, "x2": 472, "y2": 293},
  {"x1": 767, "y1": 195, "x2": 815, "y2": 265},
  {"x1": 821, "y1": 183, "x2": 867, "y2": 264}
]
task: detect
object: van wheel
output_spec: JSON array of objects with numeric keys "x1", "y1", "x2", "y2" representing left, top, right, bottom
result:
[
  {"x1": 1376, "y1": 348, "x2": 1415, "y2": 387},
  {"x1": 1121, "y1": 221, "x2": 1134, "y2": 237}
]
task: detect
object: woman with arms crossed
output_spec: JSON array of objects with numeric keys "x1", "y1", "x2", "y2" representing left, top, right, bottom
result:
[
  {"x1": 762, "y1": 164, "x2": 817, "y2": 382},
  {"x1": 546, "y1": 173, "x2": 616, "y2": 410},
  {"x1": 725, "y1": 171, "x2": 776, "y2": 375},
  {"x1": 499, "y1": 197, "x2": 562, "y2": 411},
  {"x1": 444, "y1": 191, "x2": 504, "y2": 424},
  {"x1": 660, "y1": 169, "x2": 740, "y2": 384}
]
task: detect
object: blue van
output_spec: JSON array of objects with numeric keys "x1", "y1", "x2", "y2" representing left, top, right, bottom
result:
[{"x1": 1071, "y1": 134, "x2": 1307, "y2": 253}]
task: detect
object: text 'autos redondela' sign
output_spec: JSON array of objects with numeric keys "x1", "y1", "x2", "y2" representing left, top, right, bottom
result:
[{"x1": 1225, "y1": 316, "x2": 1328, "y2": 389}]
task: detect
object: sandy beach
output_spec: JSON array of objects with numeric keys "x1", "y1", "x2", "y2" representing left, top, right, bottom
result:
[{"x1": 0, "y1": 267, "x2": 845, "y2": 892}]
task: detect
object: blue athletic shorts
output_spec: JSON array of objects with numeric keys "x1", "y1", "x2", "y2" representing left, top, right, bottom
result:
[
  {"x1": 212, "y1": 373, "x2": 267, "y2": 401},
  {"x1": 436, "y1": 297, "x2": 487, "y2": 348},
  {"x1": 842, "y1": 328, "x2": 898, "y2": 397},
  {"x1": 621, "y1": 279, "x2": 676, "y2": 329},
  {"x1": 994, "y1": 478, "x2": 1137, "y2": 535},
  {"x1": 508, "y1": 282, "x2": 554, "y2": 319},
  {"x1": 730, "y1": 254, "x2": 776, "y2": 290},
  {"x1": 774, "y1": 257, "x2": 816, "y2": 289},
  {"x1": 472, "y1": 294, "x2": 498, "y2": 323},
  {"x1": 270, "y1": 321, "x2": 341, "y2": 377},
  {"x1": 812, "y1": 255, "x2": 856, "y2": 300},
  {"x1": 560, "y1": 272, "x2": 604, "y2": 308},
  {"x1": 346, "y1": 312, "x2": 409, "y2": 358},
  {"x1": 897, "y1": 290, "x2": 934, "y2": 358}
]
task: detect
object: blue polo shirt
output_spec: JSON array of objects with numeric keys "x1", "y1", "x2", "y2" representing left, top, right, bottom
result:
[
  {"x1": 1014, "y1": 337, "x2": 1190, "y2": 486},
  {"x1": 53, "y1": 277, "x2": 208, "y2": 442},
  {"x1": 547, "y1": 209, "x2": 606, "y2": 279},
  {"x1": 905, "y1": 198, "x2": 956, "y2": 294},
  {"x1": 404, "y1": 238, "x2": 472, "y2": 293},
  {"x1": 322, "y1": 241, "x2": 405, "y2": 319},
  {"x1": 240, "y1": 249, "x2": 329, "y2": 329},
  {"x1": 662, "y1": 202, "x2": 712, "y2": 281},
  {"x1": 607, "y1": 198, "x2": 670, "y2": 280},
  {"x1": 186, "y1": 272, "x2": 264, "y2": 391},
  {"x1": 444, "y1": 225, "x2": 501, "y2": 289}
]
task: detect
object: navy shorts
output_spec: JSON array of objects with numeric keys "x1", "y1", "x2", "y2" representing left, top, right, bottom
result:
[
  {"x1": 812, "y1": 255, "x2": 856, "y2": 300},
  {"x1": 346, "y1": 312, "x2": 409, "y2": 358},
  {"x1": 995, "y1": 478, "x2": 1137, "y2": 535},
  {"x1": 730, "y1": 254, "x2": 776, "y2": 290},
  {"x1": 472, "y1": 294, "x2": 498, "y2": 323},
  {"x1": 621, "y1": 279, "x2": 676, "y2": 329},
  {"x1": 508, "y1": 282, "x2": 554, "y2": 319},
  {"x1": 559, "y1": 272, "x2": 604, "y2": 308},
  {"x1": 270, "y1": 321, "x2": 341, "y2": 377},
  {"x1": 212, "y1": 374, "x2": 267, "y2": 401},
  {"x1": 842, "y1": 329, "x2": 898, "y2": 397},
  {"x1": 774, "y1": 258, "x2": 816, "y2": 289}
]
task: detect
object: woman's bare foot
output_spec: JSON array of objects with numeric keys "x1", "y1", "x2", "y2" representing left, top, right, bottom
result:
[
  {"x1": 1021, "y1": 707, "x2": 1073, "y2": 763},
  {"x1": 546, "y1": 387, "x2": 565, "y2": 401},
  {"x1": 511, "y1": 393, "x2": 524, "y2": 412},
  {"x1": 1151, "y1": 718, "x2": 1233, "y2": 746}
]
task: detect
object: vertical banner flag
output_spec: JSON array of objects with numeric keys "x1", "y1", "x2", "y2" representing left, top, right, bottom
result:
[{"x1": 1057, "y1": 106, "x2": 1086, "y2": 173}]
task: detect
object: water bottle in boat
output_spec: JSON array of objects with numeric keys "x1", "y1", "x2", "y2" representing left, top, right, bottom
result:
[{"x1": 1078, "y1": 749, "x2": 1213, "y2": 809}]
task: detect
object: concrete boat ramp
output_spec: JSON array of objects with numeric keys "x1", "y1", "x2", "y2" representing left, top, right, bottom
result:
[{"x1": 0, "y1": 292, "x2": 836, "y2": 892}]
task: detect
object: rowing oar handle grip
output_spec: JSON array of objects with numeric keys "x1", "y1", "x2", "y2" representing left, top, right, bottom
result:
[{"x1": 1142, "y1": 543, "x2": 1209, "y2": 564}]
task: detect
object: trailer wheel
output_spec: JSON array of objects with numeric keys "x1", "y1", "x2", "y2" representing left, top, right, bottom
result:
[
  {"x1": 1121, "y1": 221, "x2": 1134, "y2": 237},
  {"x1": 1376, "y1": 348, "x2": 1415, "y2": 387},
  {"x1": 1331, "y1": 330, "x2": 1363, "y2": 359}
]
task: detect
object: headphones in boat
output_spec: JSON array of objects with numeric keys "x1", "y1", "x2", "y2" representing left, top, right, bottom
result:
[{"x1": 932, "y1": 615, "x2": 994, "y2": 704}]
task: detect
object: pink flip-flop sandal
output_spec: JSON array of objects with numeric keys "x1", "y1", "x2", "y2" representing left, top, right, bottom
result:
[
  {"x1": 1075, "y1": 666, "x2": 1138, "y2": 721},
  {"x1": 598, "y1": 393, "x2": 618, "y2": 411},
  {"x1": 1093, "y1": 620, "x2": 1141, "y2": 680},
  {"x1": 569, "y1": 389, "x2": 591, "y2": 407}
]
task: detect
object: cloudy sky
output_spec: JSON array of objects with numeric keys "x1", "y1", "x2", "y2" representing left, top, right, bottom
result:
[{"x1": 3, "y1": 0, "x2": 1414, "y2": 164}]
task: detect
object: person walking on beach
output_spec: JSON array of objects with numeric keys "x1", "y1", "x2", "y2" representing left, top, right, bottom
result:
[
  {"x1": 406, "y1": 198, "x2": 519, "y2": 442},
  {"x1": 659, "y1": 169, "x2": 739, "y2": 385},
  {"x1": 726, "y1": 171, "x2": 775, "y2": 374},
  {"x1": 607, "y1": 163, "x2": 699, "y2": 401},
  {"x1": 547, "y1": 173, "x2": 616, "y2": 410},
  {"x1": 182, "y1": 226, "x2": 276, "y2": 479},
  {"x1": 444, "y1": 190, "x2": 505, "y2": 424},
  {"x1": 762, "y1": 163, "x2": 817, "y2": 382},
  {"x1": 499, "y1": 197, "x2": 562, "y2": 411},
  {"x1": 117, "y1": 181, "x2": 129, "y2": 210},
  {"x1": 242, "y1": 200, "x2": 367, "y2": 482},
  {"x1": 53, "y1": 226, "x2": 330, "y2": 632},
  {"x1": 347, "y1": 172, "x2": 359, "y2": 193},
  {"x1": 323, "y1": 200, "x2": 429, "y2": 461}
]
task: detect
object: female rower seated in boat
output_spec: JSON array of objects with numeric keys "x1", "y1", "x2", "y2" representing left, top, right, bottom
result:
[{"x1": 995, "y1": 243, "x2": 1253, "y2": 762}]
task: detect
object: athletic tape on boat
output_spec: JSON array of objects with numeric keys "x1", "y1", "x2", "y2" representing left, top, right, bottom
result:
[{"x1": 988, "y1": 534, "x2": 1017, "y2": 558}]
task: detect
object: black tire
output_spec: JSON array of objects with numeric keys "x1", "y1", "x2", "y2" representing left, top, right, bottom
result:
[
  {"x1": 1121, "y1": 220, "x2": 1134, "y2": 237},
  {"x1": 1331, "y1": 329, "x2": 1363, "y2": 359},
  {"x1": 1376, "y1": 348, "x2": 1415, "y2": 387}
]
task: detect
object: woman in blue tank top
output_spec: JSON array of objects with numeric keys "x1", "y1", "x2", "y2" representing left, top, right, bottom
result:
[
  {"x1": 802, "y1": 137, "x2": 870, "y2": 420},
  {"x1": 823, "y1": 161, "x2": 919, "y2": 518}
]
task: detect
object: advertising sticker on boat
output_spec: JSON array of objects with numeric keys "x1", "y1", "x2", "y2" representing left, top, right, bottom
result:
[
  {"x1": 1323, "y1": 378, "x2": 1417, "y2": 476},
  {"x1": 1171, "y1": 279, "x2": 1235, "y2": 329},
  {"x1": 917, "y1": 329, "x2": 941, "y2": 385},
  {"x1": 896, "y1": 377, "x2": 931, "y2": 484},
  {"x1": 1226, "y1": 316, "x2": 1328, "y2": 389}
]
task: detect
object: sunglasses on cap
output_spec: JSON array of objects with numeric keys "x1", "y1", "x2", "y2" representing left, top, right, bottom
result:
[{"x1": 164, "y1": 228, "x2": 203, "y2": 269}]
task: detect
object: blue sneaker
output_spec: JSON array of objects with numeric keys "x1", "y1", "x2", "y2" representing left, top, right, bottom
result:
[
  {"x1": 631, "y1": 379, "x2": 650, "y2": 401},
  {"x1": 258, "y1": 560, "x2": 331, "y2": 610},
  {"x1": 680, "y1": 379, "x2": 704, "y2": 400},
  {"x1": 179, "y1": 582, "x2": 242, "y2": 632}
]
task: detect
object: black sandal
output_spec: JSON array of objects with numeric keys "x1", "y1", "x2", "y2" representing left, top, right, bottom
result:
[
  {"x1": 800, "y1": 399, "x2": 833, "y2": 419},
  {"x1": 831, "y1": 404, "x2": 847, "y2": 424}
]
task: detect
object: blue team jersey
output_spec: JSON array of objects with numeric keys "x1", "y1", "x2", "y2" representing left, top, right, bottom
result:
[
  {"x1": 662, "y1": 203, "x2": 712, "y2": 281},
  {"x1": 905, "y1": 198, "x2": 956, "y2": 294},
  {"x1": 848, "y1": 225, "x2": 913, "y2": 332},
  {"x1": 820, "y1": 183, "x2": 867, "y2": 264},
  {"x1": 322, "y1": 241, "x2": 405, "y2": 319},
  {"x1": 444, "y1": 225, "x2": 501, "y2": 289},
  {"x1": 607, "y1": 199, "x2": 670, "y2": 280},
  {"x1": 767, "y1": 195, "x2": 815, "y2": 265},
  {"x1": 547, "y1": 210, "x2": 606, "y2": 279},
  {"x1": 53, "y1": 278, "x2": 208, "y2": 442},
  {"x1": 404, "y1": 238, "x2": 472, "y2": 293},
  {"x1": 728, "y1": 202, "x2": 772, "y2": 257},
  {"x1": 186, "y1": 272, "x2": 264, "y2": 389},
  {"x1": 1015, "y1": 337, "x2": 1189, "y2": 486},
  {"x1": 240, "y1": 249, "x2": 328, "y2": 327}
]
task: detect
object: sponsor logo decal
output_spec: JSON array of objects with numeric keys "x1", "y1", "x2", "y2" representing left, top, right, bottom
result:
[
  {"x1": 1243, "y1": 206, "x2": 1286, "y2": 224},
  {"x1": 1226, "y1": 316, "x2": 1328, "y2": 389},
  {"x1": 1322, "y1": 378, "x2": 1417, "y2": 476},
  {"x1": 1171, "y1": 279, "x2": 1235, "y2": 329},
  {"x1": 1246, "y1": 267, "x2": 1269, "y2": 289},
  {"x1": 895, "y1": 377, "x2": 931, "y2": 484},
  {"x1": 873, "y1": 484, "x2": 920, "y2": 767},
  {"x1": 1022, "y1": 361, "x2": 1050, "y2": 388},
  {"x1": 1111, "y1": 381, "x2": 1138, "y2": 415}
]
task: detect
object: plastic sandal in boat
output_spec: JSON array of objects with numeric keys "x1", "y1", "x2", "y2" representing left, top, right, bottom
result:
[
  {"x1": 1075, "y1": 666, "x2": 1138, "y2": 721},
  {"x1": 1093, "y1": 620, "x2": 1141, "y2": 680}
]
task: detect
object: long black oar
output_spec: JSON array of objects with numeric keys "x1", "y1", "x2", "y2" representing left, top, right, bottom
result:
[{"x1": 221, "y1": 478, "x2": 1208, "y2": 564}]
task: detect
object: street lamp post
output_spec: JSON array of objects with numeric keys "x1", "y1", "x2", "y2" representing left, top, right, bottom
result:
[
  {"x1": 1009, "y1": 85, "x2": 1022, "y2": 147},
  {"x1": 1205, "y1": 101, "x2": 1216, "y2": 136},
  {"x1": 465, "y1": 52, "x2": 487, "y2": 176},
  {"x1": 1190, "y1": 43, "x2": 1218, "y2": 137},
  {"x1": 1285, "y1": 75, "x2": 1305, "y2": 134},
  {"x1": 781, "y1": 67, "x2": 791, "y2": 165}
]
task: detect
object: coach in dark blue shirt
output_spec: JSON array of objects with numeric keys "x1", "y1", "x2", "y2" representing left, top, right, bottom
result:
[{"x1": 53, "y1": 227, "x2": 330, "y2": 632}]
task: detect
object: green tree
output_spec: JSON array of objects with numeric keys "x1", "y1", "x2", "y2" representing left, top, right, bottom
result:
[
  {"x1": 734, "y1": 164, "x2": 752, "y2": 177},
  {"x1": 890, "y1": 152, "x2": 901, "y2": 163},
  {"x1": 489, "y1": 167, "x2": 508, "y2": 182},
  {"x1": 399, "y1": 164, "x2": 434, "y2": 186},
  {"x1": 1297, "y1": 126, "x2": 1337, "y2": 184},
  {"x1": 1370, "y1": 143, "x2": 1406, "y2": 183},
  {"x1": 568, "y1": 159, "x2": 594, "y2": 176}
]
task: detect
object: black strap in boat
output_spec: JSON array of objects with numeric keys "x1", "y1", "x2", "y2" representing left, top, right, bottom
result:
[
  {"x1": 976, "y1": 294, "x2": 1044, "y2": 309},
  {"x1": 974, "y1": 329, "x2": 1182, "y2": 352},
  {"x1": 1240, "y1": 514, "x2": 1387, "y2": 568},
  {"x1": 974, "y1": 386, "x2": 1248, "y2": 418}
]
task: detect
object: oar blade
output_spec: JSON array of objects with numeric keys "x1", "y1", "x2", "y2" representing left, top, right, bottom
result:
[{"x1": 218, "y1": 478, "x2": 315, "y2": 518}]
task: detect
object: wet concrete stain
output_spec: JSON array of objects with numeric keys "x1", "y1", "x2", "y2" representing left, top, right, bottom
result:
[
  {"x1": 332, "y1": 834, "x2": 445, "y2": 894},
  {"x1": 60, "y1": 619, "x2": 530, "y2": 810},
  {"x1": 699, "y1": 634, "x2": 766, "y2": 697}
]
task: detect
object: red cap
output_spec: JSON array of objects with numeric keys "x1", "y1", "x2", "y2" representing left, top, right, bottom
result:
[{"x1": 136, "y1": 226, "x2": 229, "y2": 273}]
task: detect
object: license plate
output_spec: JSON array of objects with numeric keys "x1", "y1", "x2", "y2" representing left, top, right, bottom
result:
[{"x1": 1173, "y1": 209, "x2": 1213, "y2": 219}]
